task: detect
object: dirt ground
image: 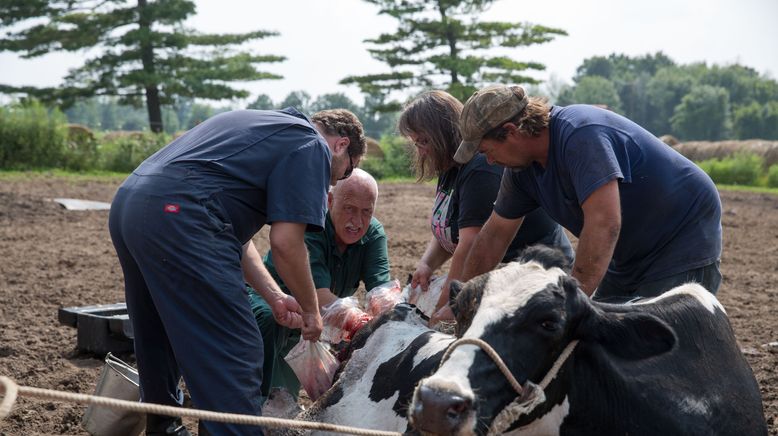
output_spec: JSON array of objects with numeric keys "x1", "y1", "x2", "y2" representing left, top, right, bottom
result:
[{"x1": 0, "y1": 176, "x2": 776, "y2": 435}]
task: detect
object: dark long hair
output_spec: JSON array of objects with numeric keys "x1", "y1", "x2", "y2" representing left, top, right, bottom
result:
[{"x1": 398, "y1": 90, "x2": 463, "y2": 181}]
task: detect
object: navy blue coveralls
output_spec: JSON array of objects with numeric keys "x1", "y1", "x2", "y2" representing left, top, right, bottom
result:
[{"x1": 108, "y1": 108, "x2": 331, "y2": 435}]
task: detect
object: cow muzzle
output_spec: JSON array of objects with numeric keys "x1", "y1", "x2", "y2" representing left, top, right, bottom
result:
[{"x1": 410, "y1": 384, "x2": 475, "y2": 435}]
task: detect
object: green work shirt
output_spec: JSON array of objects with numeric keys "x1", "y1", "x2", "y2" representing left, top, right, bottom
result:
[{"x1": 264, "y1": 212, "x2": 390, "y2": 297}]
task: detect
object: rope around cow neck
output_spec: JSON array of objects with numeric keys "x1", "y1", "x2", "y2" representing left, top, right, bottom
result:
[
  {"x1": 440, "y1": 338, "x2": 579, "y2": 435},
  {"x1": 0, "y1": 376, "x2": 400, "y2": 436}
]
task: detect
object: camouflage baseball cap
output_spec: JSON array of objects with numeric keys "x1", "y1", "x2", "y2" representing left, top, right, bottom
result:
[{"x1": 454, "y1": 85, "x2": 528, "y2": 164}]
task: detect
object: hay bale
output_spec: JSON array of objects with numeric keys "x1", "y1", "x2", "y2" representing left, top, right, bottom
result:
[
  {"x1": 673, "y1": 140, "x2": 778, "y2": 168},
  {"x1": 102, "y1": 130, "x2": 147, "y2": 142},
  {"x1": 659, "y1": 135, "x2": 680, "y2": 146},
  {"x1": 67, "y1": 124, "x2": 95, "y2": 141},
  {"x1": 364, "y1": 137, "x2": 384, "y2": 160}
]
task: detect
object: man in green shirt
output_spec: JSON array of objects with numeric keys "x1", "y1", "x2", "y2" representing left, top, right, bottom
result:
[{"x1": 248, "y1": 168, "x2": 391, "y2": 400}]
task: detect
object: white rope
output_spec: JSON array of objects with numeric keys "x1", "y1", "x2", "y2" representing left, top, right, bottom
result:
[
  {"x1": 440, "y1": 338, "x2": 524, "y2": 394},
  {"x1": 0, "y1": 376, "x2": 400, "y2": 436}
]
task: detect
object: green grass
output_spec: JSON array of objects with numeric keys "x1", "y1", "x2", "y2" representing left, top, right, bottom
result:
[
  {"x1": 715, "y1": 184, "x2": 778, "y2": 195},
  {"x1": 3, "y1": 169, "x2": 777, "y2": 196},
  {"x1": 0, "y1": 169, "x2": 128, "y2": 182}
]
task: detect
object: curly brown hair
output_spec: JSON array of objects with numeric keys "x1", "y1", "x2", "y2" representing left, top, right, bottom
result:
[
  {"x1": 398, "y1": 90, "x2": 463, "y2": 181},
  {"x1": 482, "y1": 96, "x2": 551, "y2": 141},
  {"x1": 311, "y1": 109, "x2": 367, "y2": 159}
]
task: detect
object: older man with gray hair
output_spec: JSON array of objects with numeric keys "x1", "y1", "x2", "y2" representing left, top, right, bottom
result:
[{"x1": 248, "y1": 168, "x2": 390, "y2": 401}]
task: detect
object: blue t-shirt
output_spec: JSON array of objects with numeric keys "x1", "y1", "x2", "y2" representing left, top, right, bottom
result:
[
  {"x1": 495, "y1": 105, "x2": 722, "y2": 288},
  {"x1": 432, "y1": 154, "x2": 562, "y2": 261},
  {"x1": 135, "y1": 108, "x2": 331, "y2": 243}
]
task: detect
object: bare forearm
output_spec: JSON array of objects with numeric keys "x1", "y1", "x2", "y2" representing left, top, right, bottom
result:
[
  {"x1": 461, "y1": 214, "x2": 521, "y2": 281},
  {"x1": 571, "y1": 224, "x2": 619, "y2": 296},
  {"x1": 461, "y1": 235, "x2": 501, "y2": 280},
  {"x1": 574, "y1": 179, "x2": 622, "y2": 296},
  {"x1": 270, "y1": 223, "x2": 319, "y2": 314},
  {"x1": 447, "y1": 227, "x2": 479, "y2": 283},
  {"x1": 241, "y1": 240, "x2": 285, "y2": 301},
  {"x1": 419, "y1": 237, "x2": 451, "y2": 272},
  {"x1": 272, "y1": 247, "x2": 318, "y2": 313}
]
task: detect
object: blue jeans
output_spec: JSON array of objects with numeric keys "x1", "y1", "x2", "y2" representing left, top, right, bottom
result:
[{"x1": 594, "y1": 260, "x2": 722, "y2": 303}]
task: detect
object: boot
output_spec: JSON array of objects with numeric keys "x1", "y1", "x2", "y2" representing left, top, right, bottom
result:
[{"x1": 146, "y1": 414, "x2": 191, "y2": 436}]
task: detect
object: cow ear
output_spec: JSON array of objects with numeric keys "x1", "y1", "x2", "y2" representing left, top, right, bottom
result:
[
  {"x1": 449, "y1": 280, "x2": 465, "y2": 306},
  {"x1": 450, "y1": 281, "x2": 484, "y2": 337},
  {"x1": 580, "y1": 308, "x2": 677, "y2": 360}
]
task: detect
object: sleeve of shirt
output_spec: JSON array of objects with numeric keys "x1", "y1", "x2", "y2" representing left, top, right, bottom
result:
[
  {"x1": 563, "y1": 127, "x2": 623, "y2": 204},
  {"x1": 494, "y1": 168, "x2": 539, "y2": 219},
  {"x1": 360, "y1": 219, "x2": 391, "y2": 291},
  {"x1": 266, "y1": 138, "x2": 331, "y2": 231},
  {"x1": 305, "y1": 230, "x2": 332, "y2": 290},
  {"x1": 457, "y1": 167, "x2": 501, "y2": 229}
]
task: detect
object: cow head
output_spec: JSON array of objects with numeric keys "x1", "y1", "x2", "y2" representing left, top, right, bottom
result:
[{"x1": 409, "y1": 248, "x2": 677, "y2": 435}]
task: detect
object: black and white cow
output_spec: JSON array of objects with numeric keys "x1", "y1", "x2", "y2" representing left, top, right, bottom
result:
[
  {"x1": 268, "y1": 246, "x2": 570, "y2": 435},
  {"x1": 410, "y1": 253, "x2": 768, "y2": 435},
  {"x1": 268, "y1": 303, "x2": 452, "y2": 435}
]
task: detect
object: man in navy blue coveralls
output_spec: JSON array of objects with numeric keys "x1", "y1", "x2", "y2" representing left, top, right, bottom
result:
[
  {"x1": 455, "y1": 85, "x2": 722, "y2": 300},
  {"x1": 108, "y1": 108, "x2": 366, "y2": 435}
]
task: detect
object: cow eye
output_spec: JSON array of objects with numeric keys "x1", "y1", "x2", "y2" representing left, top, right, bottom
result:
[{"x1": 540, "y1": 319, "x2": 559, "y2": 331}]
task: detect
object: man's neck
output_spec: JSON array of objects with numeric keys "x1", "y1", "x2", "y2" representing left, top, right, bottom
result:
[{"x1": 527, "y1": 128, "x2": 550, "y2": 168}]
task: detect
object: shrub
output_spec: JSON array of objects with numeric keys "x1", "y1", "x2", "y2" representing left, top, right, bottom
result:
[
  {"x1": 767, "y1": 164, "x2": 778, "y2": 188},
  {"x1": 62, "y1": 124, "x2": 99, "y2": 171},
  {"x1": 359, "y1": 135, "x2": 413, "y2": 180},
  {"x1": 98, "y1": 131, "x2": 172, "y2": 172},
  {"x1": 0, "y1": 101, "x2": 68, "y2": 169},
  {"x1": 696, "y1": 153, "x2": 763, "y2": 185}
]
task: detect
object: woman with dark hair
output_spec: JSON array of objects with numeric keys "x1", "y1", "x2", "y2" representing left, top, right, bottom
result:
[{"x1": 398, "y1": 90, "x2": 574, "y2": 323}]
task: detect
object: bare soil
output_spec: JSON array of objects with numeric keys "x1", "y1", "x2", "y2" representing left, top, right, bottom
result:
[{"x1": 0, "y1": 177, "x2": 776, "y2": 435}]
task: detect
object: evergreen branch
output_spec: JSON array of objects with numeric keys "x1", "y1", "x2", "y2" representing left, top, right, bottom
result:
[{"x1": 185, "y1": 30, "x2": 281, "y2": 46}]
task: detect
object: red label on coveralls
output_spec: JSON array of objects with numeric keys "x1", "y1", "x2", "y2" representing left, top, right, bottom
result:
[{"x1": 164, "y1": 204, "x2": 180, "y2": 213}]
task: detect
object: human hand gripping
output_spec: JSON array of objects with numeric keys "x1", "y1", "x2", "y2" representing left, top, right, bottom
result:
[
  {"x1": 411, "y1": 262, "x2": 433, "y2": 295},
  {"x1": 270, "y1": 294, "x2": 304, "y2": 329},
  {"x1": 301, "y1": 310, "x2": 323, "y2": 341}
]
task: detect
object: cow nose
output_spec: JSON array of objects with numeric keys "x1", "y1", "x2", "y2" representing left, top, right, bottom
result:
[{"x1": 412, "y1": 385, "x2": 472, "y2": 434}]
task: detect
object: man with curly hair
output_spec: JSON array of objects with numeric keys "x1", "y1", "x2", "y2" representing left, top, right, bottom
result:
[
  {"x1": 455, "y1": 85, "x2": 722, "y2": 302},
  {"x1": 109, "y1": 107, "x2": 365, "y2": 435}
]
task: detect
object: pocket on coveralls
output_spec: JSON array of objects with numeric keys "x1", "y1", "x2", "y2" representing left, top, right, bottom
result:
[{"x1": 200, "y1": 196, "x2": 232, "y2": 236}]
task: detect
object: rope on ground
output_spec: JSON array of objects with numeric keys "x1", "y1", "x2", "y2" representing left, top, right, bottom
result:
[{"x1": 0, "y1": 376, "x2": 400, "y2": 436}]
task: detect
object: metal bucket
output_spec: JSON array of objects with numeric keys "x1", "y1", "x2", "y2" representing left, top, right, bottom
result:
[{"x1": 82, "y1": 352, "x2": 146, "y2": 436}]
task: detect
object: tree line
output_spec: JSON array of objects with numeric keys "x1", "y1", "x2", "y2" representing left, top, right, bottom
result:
[
  {"x1": 0, "y1": 0, "x2": 564, "y2": 133},
  {"x1": 555, "y1": 53, "x2": 778, "y2": 140},
  {"x1": 2, "y1": 0, "x2": 776, "y2": 141},
  {"x1": 62, "y1": 91, "x2": 398, "y2": 140}
]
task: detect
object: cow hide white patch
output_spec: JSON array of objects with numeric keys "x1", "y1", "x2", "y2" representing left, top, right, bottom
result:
[
  {"x1": 633, "y1": 283, "x2": 725, "y2": 315},
  {"x1": 429, "y1": 261, "x2": 565, "y2": 386},
  {"x1": 314, "y1": 317, "x2": 452, "y2": 432},
  {"x1": 505, "y1": 396, "x2": 570, "y2": 436}
]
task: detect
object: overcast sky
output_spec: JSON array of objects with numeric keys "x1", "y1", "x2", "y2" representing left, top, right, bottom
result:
[{"x1": 1, "y1": 0, "x2": 776, "y2": 106}]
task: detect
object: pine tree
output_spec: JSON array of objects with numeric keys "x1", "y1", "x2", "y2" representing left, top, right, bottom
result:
[
  {"x1": 0, "y1": 0, "x2": 284, "y2": 132},
  {"x1": 340, "y1": 0, "x2": 566, "y2": 108}
]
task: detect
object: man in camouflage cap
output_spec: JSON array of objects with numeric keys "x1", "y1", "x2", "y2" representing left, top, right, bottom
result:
[{"x1": 455, "y1": 84, "x2": 722, "y2": 301}]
